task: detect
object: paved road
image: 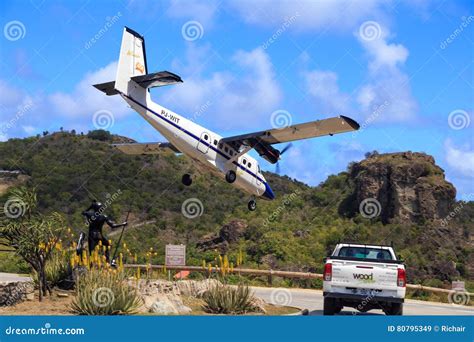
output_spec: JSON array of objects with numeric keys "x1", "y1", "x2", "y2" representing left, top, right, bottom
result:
[
  {"x1": 0, "y1": 272, "x2": 31, "y2": 283},
  {"x1": 253, "y1": 287, "x2": 474, "y2": 316}
]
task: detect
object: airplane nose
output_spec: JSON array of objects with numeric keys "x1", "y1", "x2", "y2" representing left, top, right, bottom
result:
[{"x1": 262, "y1": 182, "x2": 275, "y2": 200}]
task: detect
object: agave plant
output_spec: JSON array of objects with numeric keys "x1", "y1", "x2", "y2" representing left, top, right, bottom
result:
[
  {"x1": 70, "y1": 268, "x2": 142, "y2": 315},
  {"x1": 201, "y1": 283, "x2": 260, "y2": 314}
]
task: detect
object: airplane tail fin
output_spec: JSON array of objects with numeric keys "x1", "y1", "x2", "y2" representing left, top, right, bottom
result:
[
  {"x1": 93, "y1": 27, "x2": 182, "y2": 97},
  {"x1": 114, "y1": 27, "x2": 148, "y2": 95}
]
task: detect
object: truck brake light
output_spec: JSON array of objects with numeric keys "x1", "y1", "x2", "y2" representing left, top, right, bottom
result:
[
  {"x1": 397, "y1": 268, "x2": 406, "y2": 287},
  {"x1": 324, "y1": 263, "x2": 332, "y2": 281}
]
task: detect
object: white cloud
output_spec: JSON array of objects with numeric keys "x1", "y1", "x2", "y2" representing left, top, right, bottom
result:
[
  {"x1": 48, "y1": 61, "x2": 131, "y2": 119},
  {"x1": 355, "y1": 25, "x2": 418, "y2": 123},
  {"x1": 444, "y1": 139, "x2": 474, "y2": 177},
  {"x1": 229, "y1": 0, "x2": 385, "y2": 32},
  {"x1": 303, "y1": 70, "x2": 351, "y2": 114},
  {"x1": 22, "y1": 125, "x2": 36, "y2": 135},
  {"x1": 0, "y1": 80, "x2": 23, "y2": 109},
  {"x1": 167, "y1": 0, "x2": 219, "y2": 27},
  {"x1": 160, "y1": 45, "x2": 282, "y2": 130}
]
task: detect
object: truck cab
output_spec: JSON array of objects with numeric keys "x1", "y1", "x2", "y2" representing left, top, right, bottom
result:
[{"x1": 323, "y1": 243, "x2": 406, "y2": 315}]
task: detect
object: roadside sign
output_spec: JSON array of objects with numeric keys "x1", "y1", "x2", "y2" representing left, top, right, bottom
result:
[
  {"x1": 452, "y1": 281, "x2": 465, "y2": 291},
  {"x1": 165, "y1": 244, "x2": 186, "y2": 266}
]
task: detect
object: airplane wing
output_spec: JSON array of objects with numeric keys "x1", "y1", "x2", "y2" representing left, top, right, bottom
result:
[
  {"x1": 112, "y1": 142, "x2": 181, "y2": 155},
  {"x1": 221, "y1": 115, "x2": 359, "y2": 164}
]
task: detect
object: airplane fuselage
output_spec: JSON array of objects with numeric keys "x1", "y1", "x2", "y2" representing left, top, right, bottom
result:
[{"x1": 121, "y1": 88, "x2": 275, "y2": 201}]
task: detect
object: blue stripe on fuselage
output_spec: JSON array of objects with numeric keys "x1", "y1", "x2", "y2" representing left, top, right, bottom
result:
[{"x1": 122, "y1": 94, "x2": 275, "y2": 199}]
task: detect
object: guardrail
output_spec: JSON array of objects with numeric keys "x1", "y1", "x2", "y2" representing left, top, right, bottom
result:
[{"x1": 124, "y1": 264, "x2": 474, "y2": 296}]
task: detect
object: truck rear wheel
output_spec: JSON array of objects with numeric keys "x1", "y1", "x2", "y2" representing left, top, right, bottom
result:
[
  {"x1": 385, "y1": 303, "x2": 403, "y2": 315},
  {"x1": 323, "y1": 297, "x2": 337, "y2": 315}
]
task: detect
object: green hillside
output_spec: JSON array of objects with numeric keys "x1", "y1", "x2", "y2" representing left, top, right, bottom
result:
[{"x1": 1, "y1": 130, "x2": 473, "y2": 288}]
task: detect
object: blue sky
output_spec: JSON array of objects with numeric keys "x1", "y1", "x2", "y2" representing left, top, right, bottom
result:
[{"x1": 0, "y1": 0, "x2": 473, "y2": 199}]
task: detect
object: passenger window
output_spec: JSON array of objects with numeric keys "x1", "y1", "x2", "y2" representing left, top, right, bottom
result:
[
  {"x1": 248, "y1": 163, "x2": 252, "y2": 168},
  {"x1": 230, "y1": 150, "x2": 233, "y2": 156},
  {"x1": 243, "y1": 159, "x2": 247, "y2": 165},
  {"x1": 219, "y1": 143, "x2": 223, "y2": 149},
  {"x1": 224, "y1": 146, "x2": 228, "y2": 153},
  {"x1": 204, "y1": 134, "x2": 208, "y2": 140},
  {"x1": 213, "y1": 140, "x2": 217, "y2": 145}
]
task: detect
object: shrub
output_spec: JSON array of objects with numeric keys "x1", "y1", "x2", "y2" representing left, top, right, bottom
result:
[
  {"x1": 70, "y1": 268, "x2": 142, "y2": 315},
  {"x1": 32, "y1": 250, "x2": 71, "y2": 288},
  {"x1": 201, "y1": 283, "x2": 260, "y2": 314}
]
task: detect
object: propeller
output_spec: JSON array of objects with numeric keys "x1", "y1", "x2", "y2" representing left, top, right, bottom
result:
[{"x1": 275, "y1": 143, "x2": 293, "y2": 175}]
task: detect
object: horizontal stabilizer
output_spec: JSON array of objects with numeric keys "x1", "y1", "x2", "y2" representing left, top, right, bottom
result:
[
  {"x1": 131, "y1": 71, "x2": 182, "y2": 89},
  {"x1": 93, "y1": 81, "x2": 120, "y2": 96},
  {"x1": 112, "y1": 142, "x2": 180, "y2": 154}
]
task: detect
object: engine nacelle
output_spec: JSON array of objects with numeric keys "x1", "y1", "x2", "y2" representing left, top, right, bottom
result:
[{"x1": 252, "y1": 138, "x2": 280, "y2": 164}]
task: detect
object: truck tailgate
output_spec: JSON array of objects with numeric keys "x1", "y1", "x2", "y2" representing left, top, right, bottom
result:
[{"x1": 331, "y1": 259, "x2": 399, "y2": 290}]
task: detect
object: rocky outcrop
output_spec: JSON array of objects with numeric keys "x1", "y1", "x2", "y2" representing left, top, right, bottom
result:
[
  {"x1": 131, "y1": 279, "x2": 221, "y2": 315},
  {"x1": 0, "y1": 275, "x2": 35, "y2": 306},
  {"x1": 346, "y1": 152, "x2": 456, "y2": 224},
  {"x1": 0, "y1": 170, "x2": 29, "y2": 195},
  {"x1": 196, "y1": 220, "x2": 248, "y2": 253}
]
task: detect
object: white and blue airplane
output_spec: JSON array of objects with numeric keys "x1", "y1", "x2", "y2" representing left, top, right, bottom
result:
[{"x1": 94, "y1": 27, "x2": 360, "y2": 211}]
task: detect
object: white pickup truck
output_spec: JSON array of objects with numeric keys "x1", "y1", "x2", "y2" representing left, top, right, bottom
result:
[{"x1": 323, "y1": 243, "x2": 406, "y2": 315}]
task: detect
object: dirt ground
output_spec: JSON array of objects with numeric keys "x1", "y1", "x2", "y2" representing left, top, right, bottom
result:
[
  {"x1": 0, "y1": 291, "x2": 300, "y2": 316},
  {"x1": 0, "y1": 290, "x2": 73, "y2": 315}
]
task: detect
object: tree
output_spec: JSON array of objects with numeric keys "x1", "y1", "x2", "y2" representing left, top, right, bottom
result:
[
  {"x1": 0, "y1": 187, "x2": 65, "y2": 301},
  {"x1": 87, "y1": 129, "x2": 112, "y2": 141}
]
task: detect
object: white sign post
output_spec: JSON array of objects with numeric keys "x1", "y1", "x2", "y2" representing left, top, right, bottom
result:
[{"x1": 165, "y1": 244, "x2": 186, "y2": 266}]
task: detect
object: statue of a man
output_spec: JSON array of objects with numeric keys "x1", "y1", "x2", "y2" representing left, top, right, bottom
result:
[{"x1": 82, "y1": 200, "x2": 127, "y2": 262}]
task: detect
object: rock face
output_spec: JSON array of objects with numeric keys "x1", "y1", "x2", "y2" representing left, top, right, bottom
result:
[
  {"x1": 0, "y1": 275, "x2": 35, "y2": 306},
  {"x1": 348, "y1": 152, "x2": 456, "y2": 224},
  {"x1": 0, "y1": 170, "x2": 29, "y2": 195},
  {"x1": 196, "y1": 220, "x2": 248, "y2": 253},
  {"x1": 131, "y1": 279, "x2": 220, "y2": 315}
]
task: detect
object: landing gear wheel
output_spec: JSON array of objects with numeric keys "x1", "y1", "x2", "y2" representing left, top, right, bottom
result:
[
  {"x1": 182, "y1": 174, "x2": 192, "y2": 186},
  {"x1": 225, "y1": 170, "x2": 236, "y2": 183},
  {"x1": 248, "y1": 199, "x2": 257, "y2": 211}
]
